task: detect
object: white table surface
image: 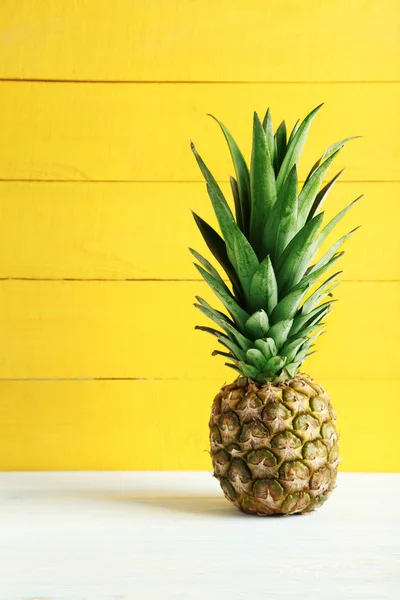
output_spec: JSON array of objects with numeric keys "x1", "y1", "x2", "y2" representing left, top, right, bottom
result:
[{"x1": 0, "y1": 472, "x2": 398, "y2": 600}]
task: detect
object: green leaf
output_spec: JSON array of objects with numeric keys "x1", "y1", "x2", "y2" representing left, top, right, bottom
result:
[
  {"x1": 279, "y1": 201, "x2": 356, "y2": 296},
  {"x1": 298, "y1": 308, "x2": 330, "y2": 336},
  {"x1": 189, "y1": 248, "x2": 229, "y2": 293},
  {"x1": 286, "y1": 322, "x2": 326, "y2": 344},
  {"x1": 308, "y1": 229, "x2": 359, "y2": 278},
  {"x1": 302, "y1": 283, "x2": 337, "y2": 315},
  {"x1": 195, "y1": 296, "x2": 233, "y2": 323},
  {"x1": 307, "y1": 170, "x2": 344, "y2": 222},
  {"x1": 229, "y1": 231, "x2": 260, "y2": 302},
  {"x1": 274, "y1": 120, "x2": 287, "y2": 174},
  {"x1": 265, "y1": 355, "x2": 286, "y2": 373},
  {"x1": 194, "y1": 263, "x2": 249, "y2": 328},
  {"x1": 191, "y1": 146, "x2": 259, "y2": 299},
  {"x1": 234, "y1": 362, "x2": 260, "y2": 379},
  {"x1": 276, "y1": 104, "x2": 323, "y2": 192},
  {"x1": 306, "y1": 328, "x2": 325, "y2": 346},
  {"x1": 321, "y1": 136, "x2": 360, "y2": 161},
  {"x1": 287, "y1": 120, "x2": 299, "y2": 145},
  {"x1": 281, "y1": 337, "x2": 307, "y2": 363},
  {"x1": 304, "y1": 137, "x2": 359, "y2": 185},
  {"x1": 291, "y1": 252, "x2": 344, "y2": 292},
  {"x1": 283, "y1": 361, "x2": 302, "y2": 378},
  {"x1": 196, "y1": 326, "x2": 251, "y2": 364},
  {"x1": 230, "y1": 176, "x2": 244, "y2": 232},
  {"x1": 301, "y1": 272, "x2": 341, "y2": 315},
  {"x1": 249, "y1": 254, "x2": 278, "y2": 315},
  {"x1": 270, "y1": 165, "x2": 298, "y2": 260},
  {"x1": 255, "y1": 371, "x2": 277, "y2": 382},
  {"x1": 208, "y1": 115, "x2": 251, "y2": 235},
  {"x1": 315, "y1": 196, "x2": 362, "y2": 250},
  {"x1": 221, "y1": 321, "x2": 253, "y2": 351},
  {"x1": 301, "y1": 336, "x2": 313, "y2": 350},
  {"x1": 299, "y1": 338, "x2": 315, "y2": 354},
  {"x1": 195, "y1": 325, "x2": 227, "y2": 338},
  {"x1": 244, "y1": 309, "x2": 270, "y2": 339},
  {"x1": 291, "y1": 301, "x2": 333, "y2": 336},
  {"x1": 192, "y1": 212, "x2": 242, "y2": 298},
  {"x1": 218, "y1": 337, "x2": 247, "y2": 361},
  {"x1": 262, "y1": 108, "x2": 275, "y2": 160},
  {"x1": 276, "y1": 213, "x2": 324, "y2": 294},
  {"x1": 246, "y1": 348, "x2": 267, "y2": 370},
  {"x1": 297, "y1": 148, "x2": 342, "y2": 227},
  {"x1": 212, "y1": 349, "x2": 234, "y2": 359},
  {"x1": 270, "y1": 284, "x2": 310, "y2": 325},
  {"x1": 275, "y1": 212, "x2": 323, "y2": 274},
  {"x1": 254, "y1": 337, "x2": 278, "y2": 360},
  {"x1": 250, "y1": 112, "x2": 277, "y2": 257},
  {"x1": 194, "y1": 302, "x2": 234, "y2": 338},
  {"x1": 267, "y1": 319, "x2": 293, "y2": 349},
  {"x1": 296, "y1": 344, "x2": 316, "y2": 363},
  {"x1": 225, "y1": 362, "x2": 243, "y2": 375}
]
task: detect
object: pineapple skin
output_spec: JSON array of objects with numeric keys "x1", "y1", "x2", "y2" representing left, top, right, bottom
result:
[{"x1": 210, "y1": 374, "x2": 339, "y2": 515}]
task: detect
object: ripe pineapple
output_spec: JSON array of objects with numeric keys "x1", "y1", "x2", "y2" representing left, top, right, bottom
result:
[{"x1": 190, "y1": 105, "x2": 361, "y2": 515}]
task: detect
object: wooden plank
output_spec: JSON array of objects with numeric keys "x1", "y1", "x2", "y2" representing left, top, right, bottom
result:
[
  {"x1": 0, "y1": 281, "x2": 397, "y2": 380},
  {"x1": 0, "y1": 1, "x2": 399, "y2": 81},
  {"x1": 0, "y1": 379, "x2": 398, "y2": 471},
  {"x1": 0, "y1": 181, "x2": 396, "y2": 280},
  {"x1": 0, "y1": 475, "x2": 399, "y2": 600},
  {"x1": 0, "y1": 82, "x2": 398, "y2": 181}
]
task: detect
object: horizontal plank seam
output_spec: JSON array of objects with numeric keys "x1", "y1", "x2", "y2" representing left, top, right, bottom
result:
[
  {"x1": 0, "y1": 179, "x2": 395, "y2": 184},
  {"x1": 0, "y1": 377, "x2": 395, "y2": 382},
  {"x1": 0, "y1": 78, "x2": 399, "y2": 85},
  {"x1": 0, "y1": 278, "x2": 397, "y2": 283},
  {"x1": 0, "y1": 377, "x2": 183, "y2": 381}
]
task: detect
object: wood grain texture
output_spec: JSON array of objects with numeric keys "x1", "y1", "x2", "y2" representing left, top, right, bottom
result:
[
  {"x1": 0, "y1": 82, "x2": 398, "y2": 181},
  {"x1": 0, "y1": 0, "x2": 399, "y2": 81},
  {"x1": 0, "y1": 473, "x2": 399, "y2": 599},
  {"x1": 0, "y1": 1, "x2": 398, "y2": 474},
  {"x1": 0, "y1": 382, "x2": 398, "y2": 471},
  {"x1": 0, "y1": 280, "x2": 397, "y2": 380},
  {"x1": 1, "y1": 181, "x2": 396, "y2": 281}
]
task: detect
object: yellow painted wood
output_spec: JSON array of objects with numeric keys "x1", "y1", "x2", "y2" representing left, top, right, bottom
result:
[
  {"x1": 0, "y1": 181, "x2": 396, "y2": 280},
  {"x1": 0, "y1": 1, "x2": 399, "y2": 82},
  {"x1": 0, "y1": 281, "x2": 397, "y2": 380},
  {"x1": 0, "y1": 2, "x2": 398, "y2": 475},
  {"x1": 0, "y1": 82, "x2": 398, "y2": 181},
  {"x1": 0, "y1": 379, "x2": 398, "y2": 472}
]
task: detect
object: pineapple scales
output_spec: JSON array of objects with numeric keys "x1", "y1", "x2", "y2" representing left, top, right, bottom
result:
[{"x1": 190, "y1": 105, "x2": 361, "y2": 515}]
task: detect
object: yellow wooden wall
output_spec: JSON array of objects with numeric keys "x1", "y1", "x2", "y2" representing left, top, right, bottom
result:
[{"x1": 0, "y1": 0, "x2": 399, "y2": 471}]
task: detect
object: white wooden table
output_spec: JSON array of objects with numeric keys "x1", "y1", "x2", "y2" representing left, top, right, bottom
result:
[{"x1": 0, "y1": 472, "x2": 398, "y2": 600}]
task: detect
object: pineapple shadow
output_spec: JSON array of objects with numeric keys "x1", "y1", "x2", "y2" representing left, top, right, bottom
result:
[
  {"x1": 89, "y1": 492, "x2": 242, "y2": 518},
  {"x1": 14, "y1": 488, "x2": 241, "y2": 517},
  {"x1": 15, "y1": 487, "x2": 303, "y2": 518},
  {"x1": 121, "y1": 496, "x2": 293, "y2": 518},
  {"x1": 71, "y1": 491, "x2": 290, "y2": 518}
]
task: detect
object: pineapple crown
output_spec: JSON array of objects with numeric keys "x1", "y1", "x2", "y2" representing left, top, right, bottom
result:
[{"x1": 190, "y1": 104, "x2": 361, "y2": 384}]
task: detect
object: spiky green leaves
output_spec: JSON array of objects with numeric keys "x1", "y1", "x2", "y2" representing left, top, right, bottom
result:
[
  {"x1": 276, "y1": 213, "x2": 324, "y2": 294},
  {"x1": 297, "y1": 148, "x2": 342, "y2": 228},
  {"x1": 276, "y1": 104, "x2": 323, "y2": 192},
  {"x1": 191, "y1": 105, "x2": 361, "y2": 383},
  {"x1": 191, "y1": 212, "x2": 243, "y2": 299},
  {"x1": 248, "y1": 255, "x2": 278, "y2": 315},
  {"x1": 274, "y1": 120, "x2": 287, "y2": 173},
  {"x1": 266, "y1": 165, "x2": 298, "y2": 261},
  {"x1": 250, "y1": 112, "x2": 276, "y2": 257},
  {"x1": 207, "y1": 116, "x2": 251, "y2": 236},
  {"x1": 191, "y1": 143, "x2": 259, "y2": 302}
]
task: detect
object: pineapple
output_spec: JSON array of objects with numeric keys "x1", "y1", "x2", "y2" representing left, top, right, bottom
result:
[{"x1": 190, "y1": 105, "x2": 361, "y2": 515}]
